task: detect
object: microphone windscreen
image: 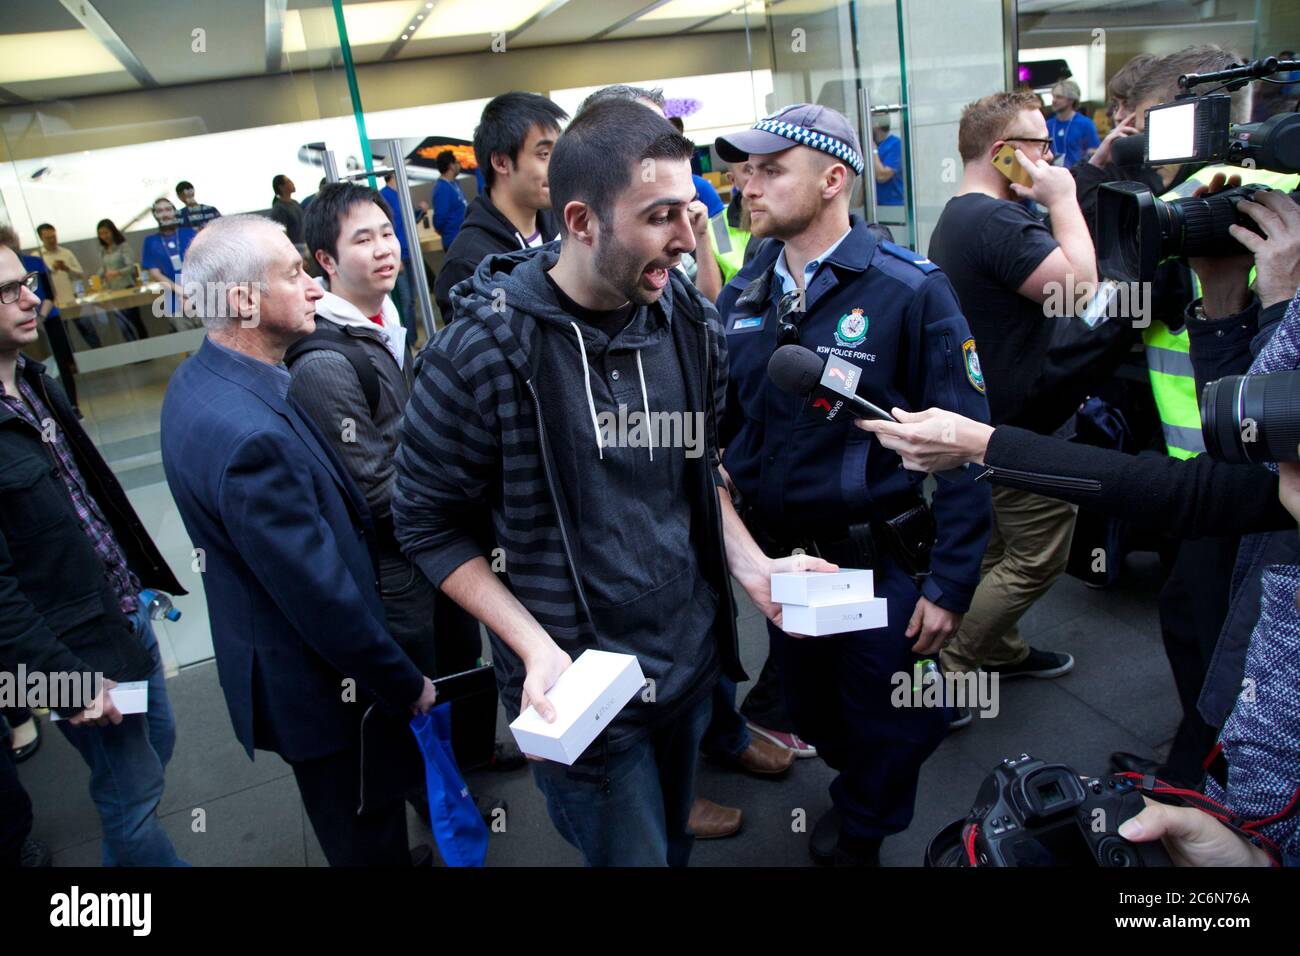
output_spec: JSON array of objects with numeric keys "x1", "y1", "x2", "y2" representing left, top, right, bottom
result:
[
  {"x1": 1111, "y1": 133, "x2": 1147, "y2": 167},
  {"x1": 767, "y1": 344, "x2": 824, "y2": 397}
]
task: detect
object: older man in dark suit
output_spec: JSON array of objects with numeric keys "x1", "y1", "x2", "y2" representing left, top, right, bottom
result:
[{"x1": 160, "y1": 214, "x2": 438, "y2": 866}]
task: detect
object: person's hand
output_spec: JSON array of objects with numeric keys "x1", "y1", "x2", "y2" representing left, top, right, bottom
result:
[
  {"x1": 1009, "y1": 149, "x2": 1077, "y2": 207},
  {"x1": 741, "y1": 551, "x2": 839, "y2": 636},
  {"x1": 1089, "y1": 124, "x2": 1139, "y2": 167},
  {"x1": 1227, "y1": 187, "x2": 1300, "y2": 310},
  {"x1": 687, "y1": 199, "x2": 711, "y2": 247},
  {"x1": 1187, "y1": 173, "x2": 1254, "y2": 317},
  {"x1": 855, "y1": 407, "x2": 994, "y2": 472},
  {"x1": 410, "y1": 675, "x2": 438, "y2": 715},
  {"x1": 68, "y1": 677, "x2": 122, "y2": 727},
  {"x1": 105, "y1": 269, "x2": 120, "y2": 280},
  {"x1": 53, "y1": 259, "x2": 68, "y2": 272},
  {"x1": 520, "y1": 638, "x2": 573, "y2": 725},
  {"x1": 416, "y1": 200, "x2": 431, "y2": 213},
  {"x1": 1278, "y1": 461, "x2": 1300, "y2": 529},
  {"x1": 1118, "y1": 798, "x2": 1273, "y2": 867},
  {"x1": 907, "y1": 596, "x2": 961, "y2": 655}
]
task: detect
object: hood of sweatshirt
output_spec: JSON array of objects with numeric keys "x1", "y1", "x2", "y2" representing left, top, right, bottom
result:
[
  {"x1": 312, "y1": 277, "x2": 407, "y2": 369},
  {"x1": 452, "y1": 244, "x2": 699, "y2": 460},
  {"x1": 460, "y1": 193, "x2": 558, "y2": 252}
]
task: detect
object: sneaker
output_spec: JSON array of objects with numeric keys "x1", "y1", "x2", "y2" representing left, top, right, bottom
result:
[
  {"x1": 947, "y1": 705, "x2": 973, "y2": 731},
  {"x1": 987, "y1": 647, "x2": 1074, "y2": 680},
  {"x1": 746, "y1": 722, "x2": 817, "y2": 758}
]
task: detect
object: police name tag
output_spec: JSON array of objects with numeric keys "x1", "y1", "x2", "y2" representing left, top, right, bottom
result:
[{"x1": 729, "y1": 314, "x2": 765, "y2": 334}]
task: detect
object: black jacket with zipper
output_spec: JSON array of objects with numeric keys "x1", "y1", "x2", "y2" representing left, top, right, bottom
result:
[
  {"x1": 0, "y1": 356, "x2": 185, "y2": 707},
  {"x1": 395, "y1": 245, "x2": 744, "y2": 724},
  {"x1": 433, "y1": 193, "x2": 559, "y2": 322}
]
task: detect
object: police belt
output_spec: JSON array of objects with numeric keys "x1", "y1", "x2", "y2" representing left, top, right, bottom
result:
[{"x1": 742, "y1": 490, "x2": 936, "y2": 578}]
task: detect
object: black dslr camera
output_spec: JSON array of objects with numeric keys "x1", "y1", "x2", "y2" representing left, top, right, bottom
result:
[
  {"x1": 928, "y1": 754, "x2": 1172, "y2": 867},
  {"x1": 1097, "y1": 56, "x2": 1300, "y2": 283}
]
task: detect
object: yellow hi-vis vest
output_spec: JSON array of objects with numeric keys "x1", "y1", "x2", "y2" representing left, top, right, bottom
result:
[
  {"x1": 1141, "y1": 165, "x2": 1300, "y2": 459},
  {"x1": 711, "y1": 210, "x2": 751, "y2": 284}
]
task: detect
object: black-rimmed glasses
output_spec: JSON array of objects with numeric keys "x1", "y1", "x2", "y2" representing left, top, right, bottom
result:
[{"x1": 0, "y1": 271, "x2": 39, "y2": 305}]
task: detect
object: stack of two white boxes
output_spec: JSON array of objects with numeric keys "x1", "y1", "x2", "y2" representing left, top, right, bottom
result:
[{"x1": 772, "y1": 569, "x2": 887, "y2": 636}]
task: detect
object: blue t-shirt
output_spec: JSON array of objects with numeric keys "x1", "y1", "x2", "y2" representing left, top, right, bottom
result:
[
  {"x1": 431, "y1": 178, "x2": 467, "y2": 251},
  {"x1": 379, "y1": 185, "x2": 410, "y2": 260},
  {"x1": 141, "y1": 228, "x2": 197, "y2": 314},
  {"x1": 20, "y1": 254, "x2": 58, "y2": 318},
  {"x1": 1047, "y1": 112, "x2": 1101, "y2": 169},
  {"x1": 692, "y1": 175, "x2": 725, "y2": 218},
  {"x1": 875, "y1": 134, "x2": 904, "y2": 206},
  {"x1": 178, "y1": 204, "x2": 221, "y2": 230}
]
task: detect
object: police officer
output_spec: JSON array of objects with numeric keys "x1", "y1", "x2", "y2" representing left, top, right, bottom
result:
[{"x1": 714, "y1": 105, "x2": 992, "y2": 865}]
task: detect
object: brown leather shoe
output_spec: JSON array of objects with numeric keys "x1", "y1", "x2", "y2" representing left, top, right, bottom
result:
[
  {"x1": 736, "y1": 736, "x2": 797, "y2": 776},
  {"x1": 688, "y1": 798, "x2": 742, "y2": 839}
]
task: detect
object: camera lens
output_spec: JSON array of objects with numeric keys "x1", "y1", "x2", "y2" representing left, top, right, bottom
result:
[{"x1": 1201, "y1": 371, "x2": 1300, "y2": 464}]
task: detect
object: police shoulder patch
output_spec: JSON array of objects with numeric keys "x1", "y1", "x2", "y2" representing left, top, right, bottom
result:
[
  {"x1": 879, "y1": 240, "x2": 940, "y2": 274},
  {"x1": 962, "y1": 337, "x2": 986, "y2": 394}
]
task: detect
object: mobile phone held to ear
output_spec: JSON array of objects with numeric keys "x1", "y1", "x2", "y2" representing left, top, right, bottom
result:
[{"x1": 992, "y1": 144, "x2": 1035, "y2": 189}]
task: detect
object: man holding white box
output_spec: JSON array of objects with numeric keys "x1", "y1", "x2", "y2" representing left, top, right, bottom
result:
[{"x1": 395, "y1": 100, "x2": 834, "y2": 867}]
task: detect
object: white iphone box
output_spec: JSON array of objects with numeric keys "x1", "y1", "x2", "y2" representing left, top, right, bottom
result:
[
  {"x1": 780, "y1": 596, "x2": 889, "y2": 637},
  {"x1": 509, "y1": 650, "x2": 645, "y2": 765},
  {"x1": 49, "y1": 680, "x2": 148, "y2": 721},
  {"x1": 770, "y1": 568, "x2": 874, "y2": 606}
]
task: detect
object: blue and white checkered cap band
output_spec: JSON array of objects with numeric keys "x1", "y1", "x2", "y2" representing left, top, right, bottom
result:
[{"x1": 752, "y1": 119, "x2": 865, "y2": 175}]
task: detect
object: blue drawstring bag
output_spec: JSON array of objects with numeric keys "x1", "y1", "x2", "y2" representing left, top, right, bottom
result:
[{"x1": 410, "y1": 704, "x2": 489, "y2": 867}]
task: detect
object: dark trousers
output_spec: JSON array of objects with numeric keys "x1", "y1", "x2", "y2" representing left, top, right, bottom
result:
[
  {"x1": 1, "y1": 719, "x2": 33, "y2": 867},
  {"x1": 1158, "y1": 535, "x2": 1238, "y2": 784},
  {"x1": 531, "y1": 692, "x2": 712, "y2": 867},
  {"x1": 290, "y1": 742, "x2": 411, "y2": 867},
  {"x1": 42, "y1": 317, "x2": 78, "y2": 408},
  {"x1": 772, "y1": 555, "x2": 946, "y2": 841}
]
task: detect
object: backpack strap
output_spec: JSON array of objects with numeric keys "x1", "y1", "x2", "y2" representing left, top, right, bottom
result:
[{"x1": 285, "y1": 323, "x2": 381, "y2": 418}]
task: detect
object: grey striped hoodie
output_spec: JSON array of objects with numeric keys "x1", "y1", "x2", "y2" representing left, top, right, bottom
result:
[{"x1": 392, "y1": 244, "x2": 745, "y2": 718}]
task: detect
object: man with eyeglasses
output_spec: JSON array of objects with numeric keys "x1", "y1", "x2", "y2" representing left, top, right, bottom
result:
[
  {"x1": 926, "y1": 91, "x2": 1098, "y2": 718},
  {"x1": 713, "y1": 104, "x2": 992, "y2": 865},
  {"x1": 0, "y1": 245, "x2": 188, "y2": 865}
]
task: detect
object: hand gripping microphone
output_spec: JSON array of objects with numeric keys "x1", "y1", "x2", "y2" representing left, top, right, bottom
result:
[{"x1": 767, "y1": 344, "x2": 977, "y2": 483}]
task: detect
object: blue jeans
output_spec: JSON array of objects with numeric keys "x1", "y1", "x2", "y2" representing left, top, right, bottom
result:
[
  {"x1": 56, "y1": 601, "x2": 185, "y2": 866},
  {"x1": 530, "y1": 691, "x2": 712, "y2": 867},
  {"x1": 699, "y1": 676, "x2": 751, "y2": 760}
]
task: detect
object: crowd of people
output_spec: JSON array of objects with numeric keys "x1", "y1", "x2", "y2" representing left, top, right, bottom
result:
[{"x1": 2, "y1": 43, "x2": 1298, "y2": 870}]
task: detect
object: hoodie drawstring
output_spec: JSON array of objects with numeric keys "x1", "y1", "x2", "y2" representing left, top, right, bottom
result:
[
  {"x1": 571, "y1": 321, "x2": 604, "y2": 460},
  {"x1": 635, "y1": 349, "x2": 654, "y2": 462}
]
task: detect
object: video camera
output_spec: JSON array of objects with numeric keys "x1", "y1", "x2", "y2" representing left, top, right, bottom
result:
[
  {"x1": 1097, "y1": 56, "x2": 1300, "y2": 283},
  {"x1": 926, "y1": 754, "x2": 1172, "y2": 867}
]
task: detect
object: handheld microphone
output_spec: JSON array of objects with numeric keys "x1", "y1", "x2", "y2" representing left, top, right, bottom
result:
[
  {"x1": 767, "y1": 345, "x2": 895, "y2": 424},
  {"x1": 767, "y1": 344, "x2": 976, "y2": 483}
]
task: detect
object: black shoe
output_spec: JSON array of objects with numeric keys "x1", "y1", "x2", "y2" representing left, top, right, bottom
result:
[
  {"x1": 987, "y1": 648, "x2": 1074, "y2": 680},
  {"x1": 11, "y1": 714, "x2": 40, "y2": 763},
  {"x1": 810, "y1": 807, "x2": 841, "y2": 865},
  {"x1": 476, "y1": 795, "x2": 506, "y2": 827},
  {"x1": 21, "y1": 837, "x2": 51, "y2": 867},
  {"x1": 1109, "y1": 751, "x2": 1164, "y2": 778},
  {"x1": 486, "y1": 739, "x2": 527, "y2": 773}
]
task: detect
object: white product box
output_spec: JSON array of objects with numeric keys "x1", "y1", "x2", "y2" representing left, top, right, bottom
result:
[
  {"x1": 771, "y1": 568, "x2": 875, "y2": 605},
  {"x1": 509, "y1": 650, "x2": 645, "y2": 765},
  {"x1": 49, "y1": 680, "x2": 148, "y2": 721},
  {"x1": 780, "y1": 596, "x2": 889, "y2": 636}
]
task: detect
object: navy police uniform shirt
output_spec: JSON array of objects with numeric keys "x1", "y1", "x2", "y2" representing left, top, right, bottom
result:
[{"x1": 716, "y1": 219, "x2": 992, "y2": 613}]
